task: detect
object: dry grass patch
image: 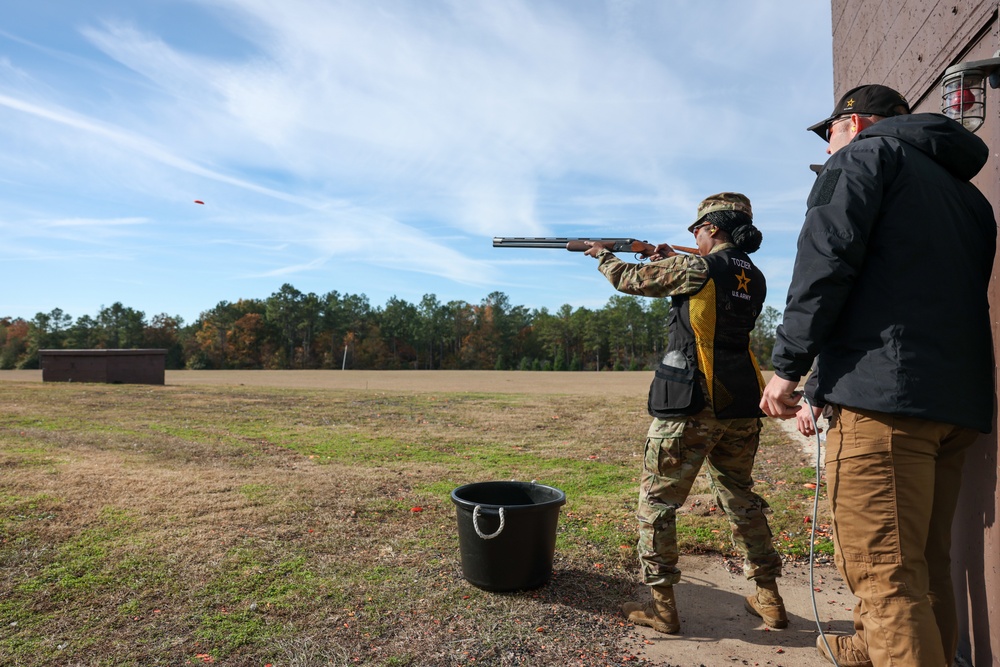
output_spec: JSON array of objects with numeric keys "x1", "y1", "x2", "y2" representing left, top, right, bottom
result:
[{"x1": 0, "y1": 380, "x2": 828, "y2": 666}]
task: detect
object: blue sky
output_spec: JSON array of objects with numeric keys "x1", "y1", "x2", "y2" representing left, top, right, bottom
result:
[{"x1": 0, "y1": 0, "x2": 834, "y2": 324}]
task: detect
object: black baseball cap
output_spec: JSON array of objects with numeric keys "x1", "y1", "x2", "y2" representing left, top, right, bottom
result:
[{"x1": 807, "y1": 84, "x2": 911, "y2": 140}]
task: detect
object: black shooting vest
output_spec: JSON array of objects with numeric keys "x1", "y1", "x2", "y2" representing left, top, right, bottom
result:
[{"x1": 648, "y1": 245, "x2": 766, "y2": 419}]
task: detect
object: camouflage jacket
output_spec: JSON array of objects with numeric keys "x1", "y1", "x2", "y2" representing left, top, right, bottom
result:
[{"x1": 595, "y1": 244, "x2": 737, "y2": 297}]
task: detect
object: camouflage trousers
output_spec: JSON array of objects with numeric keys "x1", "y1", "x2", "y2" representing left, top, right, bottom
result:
[{"x1": 636, "y1": 410, "x2": 782, "y2": 586}]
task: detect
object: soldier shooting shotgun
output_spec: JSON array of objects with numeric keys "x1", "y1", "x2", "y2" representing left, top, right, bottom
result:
[
  {"x1": 497, "y1": 195, "x2": 780, "y2": 638},
  {"x1": 492, "y1": 237, "x2": 700, "y2": 259}
]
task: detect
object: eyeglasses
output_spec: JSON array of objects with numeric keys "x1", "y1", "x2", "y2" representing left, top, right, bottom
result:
[
  {"x1": 692, "y1": 223, "x2": 710, "y2": 236},
  {"x1": 824, "y1": 116, "x2": 852, "y2": 142},
  {"x1": 825, "y1": 114, "x2": 875, "y2": 141}
]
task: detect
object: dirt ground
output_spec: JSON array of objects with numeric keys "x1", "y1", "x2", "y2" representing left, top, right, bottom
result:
[
  {"x1": 3, "y1": 368, "x2": 776, "y2": 396},
  {"x1": 163, "y1": 369, "x2": 663, "y2": 394},
  {"x1": 1, "y1": 369, "x2": 850, "y2": 666}
]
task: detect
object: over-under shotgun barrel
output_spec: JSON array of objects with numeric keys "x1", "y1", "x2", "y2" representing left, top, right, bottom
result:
[{"x1": 492, "y1": 237, "x2": 698, "y2": 255}]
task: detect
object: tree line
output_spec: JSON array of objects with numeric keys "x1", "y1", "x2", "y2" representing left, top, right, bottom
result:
[{"x1": 0, "y1": 283, "x2": 780, "y2": 372}]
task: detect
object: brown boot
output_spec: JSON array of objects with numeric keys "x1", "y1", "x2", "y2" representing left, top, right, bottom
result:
[
  {"x1": 744, "y1": 580, "x2": 788, "y2": 629},
  {"x1": 816, "y1": 633, "x2": 873, "y2": 667},
  {"x1": 621, "y1": 585, "x2": 680, "y2": 634}
]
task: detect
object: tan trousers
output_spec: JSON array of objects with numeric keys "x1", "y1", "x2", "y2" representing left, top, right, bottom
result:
[{"x1": 826, "y1": 406, "x2": 978, "y2": 667}]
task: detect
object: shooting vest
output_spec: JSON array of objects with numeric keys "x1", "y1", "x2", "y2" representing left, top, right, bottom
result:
[{"x1": 648, "y1": 246, "x2": 766, "y2": 419}]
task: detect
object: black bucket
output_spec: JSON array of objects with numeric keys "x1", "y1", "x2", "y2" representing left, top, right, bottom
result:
[{"x1": 450, "y1": 481, "x2": 566, "y2": 592}]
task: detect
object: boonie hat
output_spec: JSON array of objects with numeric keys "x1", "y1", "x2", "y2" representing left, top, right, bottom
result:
[
  {"x1": 807, "y1": 84, "x2": 911, "y2": 140},
  {"x1": 686, "y1": 192, "x2": 752, "y2": 233}
]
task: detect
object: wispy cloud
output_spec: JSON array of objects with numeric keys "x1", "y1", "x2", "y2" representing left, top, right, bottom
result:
[
  {"x1": 78, "y1": 2, "x2": 701, "y2": 216},
  {"x1": 0, "y1": 92, "x2": 325, "y2": 208},
  {"x1": 46, "y1": 216, "x2": 147, "y2": 228},
  {"x1": 0, "y1": 0, "x2": 833, "y2": 319}
]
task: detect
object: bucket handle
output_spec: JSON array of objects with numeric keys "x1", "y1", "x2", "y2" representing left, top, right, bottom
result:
[{"x1": 472, "y1": 505, "x2": 506, "y2": 539}]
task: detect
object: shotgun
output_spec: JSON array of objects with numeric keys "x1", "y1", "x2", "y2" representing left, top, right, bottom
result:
[{"x1": 491, "y1": 237, "x2": 699, "y2": 256}]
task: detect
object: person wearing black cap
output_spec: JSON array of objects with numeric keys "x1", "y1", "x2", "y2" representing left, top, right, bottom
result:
[
  {"x1": 761, "y1": 84, "x2": 996, "y2": 667},
  {"x1": 583, "y1": 194, "x2": 784, "y2": 636}
]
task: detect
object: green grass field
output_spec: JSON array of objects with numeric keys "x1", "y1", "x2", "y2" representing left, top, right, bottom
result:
[{"x1": 0, "y1": 378, "x2": 830, "y2": 666}]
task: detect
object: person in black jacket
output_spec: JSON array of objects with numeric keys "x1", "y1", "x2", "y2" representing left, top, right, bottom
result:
[{"x1": 761, "y1": 84, "x2": 996, "y2": 667}]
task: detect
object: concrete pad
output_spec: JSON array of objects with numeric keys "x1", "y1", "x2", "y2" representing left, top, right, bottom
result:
[{"x1": 621, "y1": 554, "x2": 856, "y2": 666}]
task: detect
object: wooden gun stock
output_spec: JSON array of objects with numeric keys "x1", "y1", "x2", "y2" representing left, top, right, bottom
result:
[{"x1": 564, "y1": 239, "x2": 655, "y2": 254}]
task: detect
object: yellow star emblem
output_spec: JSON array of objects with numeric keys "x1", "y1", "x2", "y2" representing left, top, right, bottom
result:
[
  {"x1": 845, "y1": 98, "x2": 855, "y2": 108},
  {"x1": 735, "y1": 269, "x2": 751, "y2": 292}
]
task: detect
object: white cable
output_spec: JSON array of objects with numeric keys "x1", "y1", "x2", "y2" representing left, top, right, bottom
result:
[{"x1": 804, "y1": 395, "x2": 839, "y2": 667}]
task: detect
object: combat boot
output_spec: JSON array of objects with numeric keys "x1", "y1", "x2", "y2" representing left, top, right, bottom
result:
[
  {"x1": 816, "y1": 633, "x2": 873, "y2": 667},
  {"x1": 744, "y1": 579, "x2": 788, "y2": 629},
  {"x1": 621, "y1": 585, "x2": 680, "y2": 634}
]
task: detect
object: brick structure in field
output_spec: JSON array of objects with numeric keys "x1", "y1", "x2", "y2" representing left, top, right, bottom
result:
[{"x1": 39, "y1": 349, "x2": 167, "y2": 385}]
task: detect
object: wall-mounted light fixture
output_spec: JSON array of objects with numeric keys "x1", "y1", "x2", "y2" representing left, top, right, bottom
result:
[{"x1": 941, "y1": 50, "x2": 1000, "y2": 133}]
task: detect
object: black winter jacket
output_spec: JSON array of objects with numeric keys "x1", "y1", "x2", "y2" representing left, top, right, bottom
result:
[{"x1": 772, "y1": 113, "x2": 996, "y2": 432}]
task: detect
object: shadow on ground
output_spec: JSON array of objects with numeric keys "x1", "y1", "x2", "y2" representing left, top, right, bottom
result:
[
  {"x1": 618, "y1": 555, "x2": 855, "y2": 666},
  {"x1": 475, "y1": 553, "x2": 855, "y2": 666}
]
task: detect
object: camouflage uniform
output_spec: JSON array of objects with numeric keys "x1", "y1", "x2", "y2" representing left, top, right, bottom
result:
[
  {"x1": 598, "y1": 247, "x2": 782, "y2": 586},
  {"x1": 639, "y1": 389, "x2": 780, "y2": 585}
]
